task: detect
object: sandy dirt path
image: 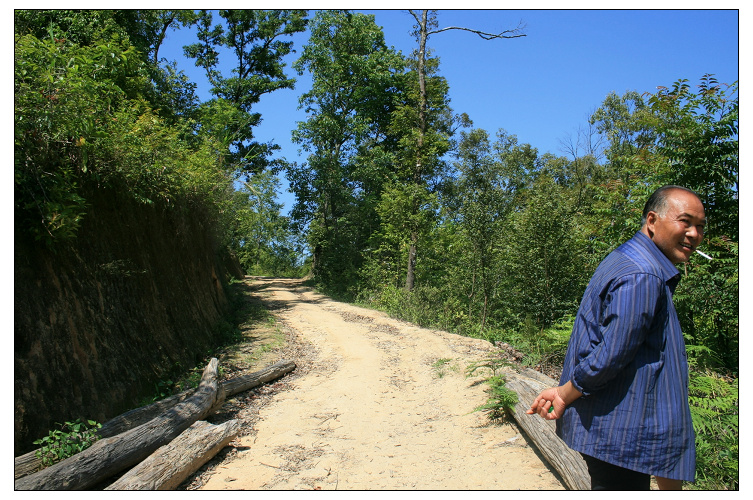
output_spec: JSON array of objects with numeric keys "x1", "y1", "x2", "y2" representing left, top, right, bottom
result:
[{"x1": 199, "y1": 277, "x2": 563, "y2": 490}]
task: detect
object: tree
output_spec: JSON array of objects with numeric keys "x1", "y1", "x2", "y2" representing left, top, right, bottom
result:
[
  {"x1": 586, "y1": 89, "x2": 665, "y2": 255},
  {"x1": 14, "y1": 10, "x2": 203, "y2": 126},
  {"x1": 498, "y1": 175, "x2": 586, "y2": 329},
  {"x1": 287, "y1": 10, "x2": 404, "y2": 293},
  {"x1": 649, "y1": 75, "x2": 738, "y2": 241},
  {"x1": 450, "y1": 128, "x2": 512, "y2": 328},
  {"x1": 401, "y1": 9, "x2": 526, "y2": 291},
  {"x1": 185, "y1": 9, "x2": 308, "y2": 178},
  {"x1": 230, "y1": 171, "x2": 301, "y2": 277}
]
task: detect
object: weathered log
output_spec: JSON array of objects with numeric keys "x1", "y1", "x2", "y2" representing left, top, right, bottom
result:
[
  {"x1": 519, "y1": 367, "x2": 561, "y2": 387},
  {"x1": 210, "y1": 359, "x2": 296, "y2": 413},
  {"x1": 13, "y1": 451, "x2": 43, "y2": 480},
  {"x1": 15, "y1": 359, "x2": 295, "y2": 480},
  {"x1": 99, "y1": 387, "x2": 197, "y2": 438},
  {"x1": 14, "y1": 358, "x2": 220, "y2": 490},
  {"x1": 505, "y1": 372, "x2": 590, "y2": 491},
  {"x1": 105, "y1": 419, "x2": 242, "y2": 490},
  {"x1": 14, "y1": 389, "x2": 197, "y2": 480}
]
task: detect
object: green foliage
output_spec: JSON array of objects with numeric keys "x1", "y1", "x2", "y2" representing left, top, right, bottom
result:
[
  {"x1": 33, "y1": 419, "x2": 102, "y2": 468},
  {"x1": 687, "y1": 371, "x2": 738, "y2": 490},
  {"x1": 497, "y1": 176, "x2": 588, "y2": 328},
  {"x1": 231, "y1": 171, "x2": 304, "y2": 277},
  {"x1": 14, "y1": 22, "x2": 233, "y2": 248},
  {"x1": 288, "y1": 10, "x2": 406, "y2": 293},
  {"x1": 447, "y1": 128, "x2": 508, "y2": 328},
  {"x1": 503, "y1": 316, "x2": 573, "y2": 373},
  {"x1": 14, "y1": 31, "x2": 140, "y2": 244},
  {"x1": 363, "y1": 283, "x2": 467, "y2": 334},
  {"x1": 465, "y1": 353, "x2": 518, "y2": 428},
  {"x1": 675, "y1": 238, "x2": 738, "y2": 371},
  {"x1": 649, "y1": 75, "x2": 738, "y2": 241},
  {"x1": 469, "y1": 375, "x2": 518, "y2": 425},
  {"x1": 185, "y1": 9, "x2": 308, "y2": 176}
]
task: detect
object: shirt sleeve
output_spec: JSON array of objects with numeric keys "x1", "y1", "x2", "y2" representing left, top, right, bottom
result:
[{"x1": 570, "y1": 272, "x2": 665, "y2": 396}]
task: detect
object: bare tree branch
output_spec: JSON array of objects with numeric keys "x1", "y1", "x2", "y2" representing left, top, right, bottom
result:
[{"x1": 428, "y1": 22, "x2": 527, "y2": 40}]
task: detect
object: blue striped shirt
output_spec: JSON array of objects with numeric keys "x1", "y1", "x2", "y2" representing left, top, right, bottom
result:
[{"x1": 556, "y1": 231, "x2": 696, "y2": 481}]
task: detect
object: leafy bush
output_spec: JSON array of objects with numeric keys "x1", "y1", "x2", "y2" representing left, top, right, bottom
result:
[
  {"x1": 675, "y1": 238, "x2": 738, "y2": 372},
  {"x1": 33, "y1": 419, "x2": 102, "y2": 467},
  {"x1": 498, "y1": 316, "x2": 572, "y2": 378},
  {"x1": 14, "y1": 31, "x2": 233, "y2": 248},
  {"x1": 14, "y1": 32, "x2": 138, "y2": 244}
]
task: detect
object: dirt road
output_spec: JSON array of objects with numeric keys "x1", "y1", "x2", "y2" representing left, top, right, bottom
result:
[{"x1": 198, "y1": 277, "x2": 563, "y2": 490}]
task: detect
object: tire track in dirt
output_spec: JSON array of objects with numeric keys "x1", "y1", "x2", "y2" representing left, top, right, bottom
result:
[{"x1": 199, "y1": 278, "x2": 564, "y2": 490}]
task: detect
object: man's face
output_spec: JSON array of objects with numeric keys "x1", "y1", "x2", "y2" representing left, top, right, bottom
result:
[{"x1": 645, "y1": 190, "x2": 706, "y2": 264}]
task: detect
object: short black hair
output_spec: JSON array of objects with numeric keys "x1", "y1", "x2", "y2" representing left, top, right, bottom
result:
[{"x1": 641, "y1": 185, "x2": 701, "y2": 226}]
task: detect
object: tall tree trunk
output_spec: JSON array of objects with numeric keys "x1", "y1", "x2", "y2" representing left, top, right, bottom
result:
[
  {"x1": 405, "y1": 10, "x2": 429, "y2": 292},
  {"x1": 405, "y1": 232, "x2": 418, "y2": 291}
]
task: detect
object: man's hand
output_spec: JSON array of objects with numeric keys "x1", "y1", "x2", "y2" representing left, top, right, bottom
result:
[{"x1": 526, "y1": 381, "x2": 582, "y2": 420}]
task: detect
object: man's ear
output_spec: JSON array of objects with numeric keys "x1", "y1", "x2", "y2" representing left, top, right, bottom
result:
[{"x1": 644, "y1": 211, "x2": 658, "y2": 237}]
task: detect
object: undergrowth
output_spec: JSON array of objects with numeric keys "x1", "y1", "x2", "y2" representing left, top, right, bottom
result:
[
  {"x1": 466, "y1": 354, "x2": 517, "y2": 425},
  {"x1": 687, "y1": 370, "x2": 738, "y2": 490},
  {"x1": 33, "y1": 419, "x2": 102, "y2": 467}
]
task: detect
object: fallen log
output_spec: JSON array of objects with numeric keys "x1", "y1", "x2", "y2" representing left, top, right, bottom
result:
[
  {"x1": 505, "y1": 372, "x2": 590, "y2": 491},
  {"x1": 13, "y1": 388, "x2": 196, "y2": 479},
  {"x1": 98, "y1": 387, "x2": 197, "y2": 438},
  {"x1": 14, "y1": 388, "x2": 198, "y2": 479},
  {"x1": 14, "y1": 358, "x2": 220, "y2": 490},
  {"x1": 15, "y1": 359, "x2": 296, "y2": 480},
  {"x1": 519, "y1": 367, "x2": 561, "y2": 387},
  {"x1": 105, "y1": 419, "x2": 242, "y2": 490},
  {"x1": 210, "y1": 359, "x2": 296, "y2": 414},
  {"x1": 13, "y1": 450, "x2": 43, "y2": 480}
]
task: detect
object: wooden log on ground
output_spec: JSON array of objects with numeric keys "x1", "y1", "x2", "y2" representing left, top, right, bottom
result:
[
  {"x1": 14, "y1": 358, "x2": 220, "y2": 490},
  {"x1": 221, "y1": 359, "x2": 296, "y2": 397},
  {"x1": 99, "y1": 387, "x2": 197, "y2": 438},
  {"x1": 210, "y1": 359, "x2": 296, "y2": 414},
  {"x1": 14, "y1": 388, "x2": 197, "y2": 479},
  {"x1": 519, "y1": 367, "x2": 561, "y2": 387},
  {"x1": 14, "y1": 451, "x2": 43, "y2": 480},
  {"x1": 14, "y1": 359, "x2": 295, "y2": 480},
  {"x1": 505, "y1": 372, "x2": 590, "y2": 491},
  {"x1": 105, "y1": 419, "x2": 242, "y2": 490}
]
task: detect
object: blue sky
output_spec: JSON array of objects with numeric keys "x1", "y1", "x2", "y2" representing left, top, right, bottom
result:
[{"x1": 159, "y1": 8, "x2": 739, "y2": 213}]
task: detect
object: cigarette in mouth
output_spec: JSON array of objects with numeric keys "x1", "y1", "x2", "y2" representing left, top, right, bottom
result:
[{"x1": 695, "y1": 249, "x2": 713, "y2": 260}]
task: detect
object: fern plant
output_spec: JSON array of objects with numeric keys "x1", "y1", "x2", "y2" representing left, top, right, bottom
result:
[
  {"x1": 687, "y1": 371, "x2": 738, "y2": 490},
  {"x1": 471, "y1": 375, "x2": 518, "y2": 425},
  {"x1": 466, "y1": 353, "x2": 517, "y2": 425}
]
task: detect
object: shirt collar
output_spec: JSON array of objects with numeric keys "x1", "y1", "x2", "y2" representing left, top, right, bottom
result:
[{"x1": 632, "y1": 231, "x2": 682, "y2": 288}]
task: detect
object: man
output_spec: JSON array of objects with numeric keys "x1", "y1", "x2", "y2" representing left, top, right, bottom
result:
[{"x1": 527, "y1": 185, "x2": 706, "y2": 490}]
